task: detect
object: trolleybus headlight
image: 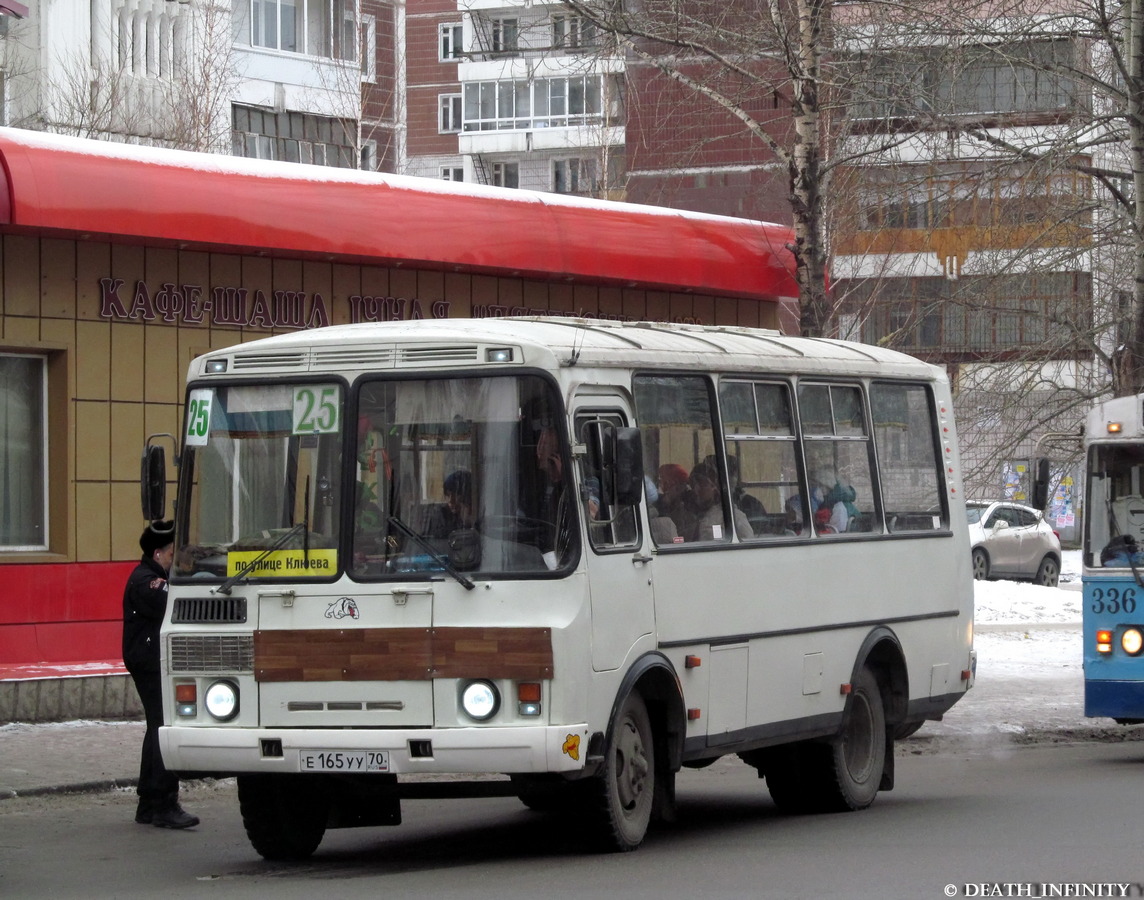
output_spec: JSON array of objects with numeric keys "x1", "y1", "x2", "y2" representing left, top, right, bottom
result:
[
  {"x1": 1122, "y1": 628, "x2": 1144, "y2": 656},
  {"x1": 461, "y1": 680, "x2": 499, "y2": 721},
  {"x1": 204, "y1": 680, "x2": 239, "y2": 721}
]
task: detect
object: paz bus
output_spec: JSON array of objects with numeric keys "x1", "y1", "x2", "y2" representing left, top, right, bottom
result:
[
  {"x1": 1079, "y1": 394, "x2": 1144, "y2": 721},
  {"x1": 143, "y1": 317, "x2": 975, "y2": 858}
]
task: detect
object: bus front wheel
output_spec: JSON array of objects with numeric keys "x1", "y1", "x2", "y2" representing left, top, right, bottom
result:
[
  {"x1": 590, "y1": 691, "x2": 655, "y2": 852},
  {"x1": 237, "y1": 774, "x2": 329, "y2": 861}
]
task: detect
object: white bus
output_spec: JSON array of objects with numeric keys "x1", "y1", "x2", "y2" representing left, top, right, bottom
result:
[{"x1": 145, "y1": 317, "x2": 975, "y2": 859}]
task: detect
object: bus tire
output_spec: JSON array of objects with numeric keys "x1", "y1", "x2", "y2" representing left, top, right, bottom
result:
[
  {"x1": 761, "y1": 742, "x2": 833, "y2": 814},
  {"x1": 237, "y1": 774, "x2": 328, "y2": 861},
  {"x1": 510, "y1": 774, "x2": 589, "y2": 813},
  {"x1": 894, "y1": 718, "x2": 925, "y2": 739},
  {"x1": 824, "y1": 665, "x2": 886, "y2": 811},
  {"x1": 589, "y1": 690, "x2": 655, "y2": 852}
]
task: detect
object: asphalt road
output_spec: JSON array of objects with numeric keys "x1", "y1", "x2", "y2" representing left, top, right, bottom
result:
[{"x1": 3, "y1": 737, "x2": 1144, "y2": 900}]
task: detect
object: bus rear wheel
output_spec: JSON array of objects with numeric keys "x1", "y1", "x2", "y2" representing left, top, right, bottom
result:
[
  {"x1": 762, "y1": 666, "x2": 886, "y2": 814},
  {"x1": 589, "y1": 691, "x2": 655, "y2": 852},
  {"x1": 825, "y1": 666, "x2": 886, "y2": 811},
  {"x1": 237, "y1": 774, "x2": 329, "y2": 861}
]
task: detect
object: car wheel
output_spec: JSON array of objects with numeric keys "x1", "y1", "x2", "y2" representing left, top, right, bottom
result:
[
  {"x1": 1035, "y1": 555, "x2": 1060, "y2": 588},
  {"x1": 972, "y1": 548, "x2": 989, "y2": 580}
]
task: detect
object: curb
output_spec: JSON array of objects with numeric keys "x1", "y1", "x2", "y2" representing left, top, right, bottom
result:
[{"x1": 1, "y1": 777, "x2": 138, "y2": 801}]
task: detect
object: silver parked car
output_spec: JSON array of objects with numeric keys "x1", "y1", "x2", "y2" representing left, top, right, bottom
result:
[{"x1": 967, "y1": 500, "x2": 1062, "y2": 586}]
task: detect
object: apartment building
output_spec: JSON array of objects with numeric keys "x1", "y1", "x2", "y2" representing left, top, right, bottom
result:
[
  {"x1": 403, "y1": 0, "x2": 624, "y2": 193},
  {"x1": 827, "y1": 36, "x2": 1099, "y2": 536},
  {"x1": 0, "y1": 0, "x2": 398, "y2": 171}
]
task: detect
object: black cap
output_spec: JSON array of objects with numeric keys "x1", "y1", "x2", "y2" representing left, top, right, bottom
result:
[{"x1": 139, "y1": 520, "x2": 175, "y2": 556}]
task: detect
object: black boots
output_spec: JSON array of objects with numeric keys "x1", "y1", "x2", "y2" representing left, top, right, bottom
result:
[
  {"x1": 151, "y1": 803, "x2": 200, "y2": 829},
  {"x1": 136, "y1": 796, "x2": 200, "y2": 829}
]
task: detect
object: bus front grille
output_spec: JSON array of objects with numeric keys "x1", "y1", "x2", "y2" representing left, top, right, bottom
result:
[
  {"x1": 168, "y1": 634, "x2": 255, "y2": 673},
  {"x1": 171, "y1": 596, "x2": 248, "y2": 624}
]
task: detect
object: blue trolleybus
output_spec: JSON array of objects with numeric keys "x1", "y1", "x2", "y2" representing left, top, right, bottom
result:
[{"x1": 1081, "y1": 394, "x2": 1144, "y2": 721}]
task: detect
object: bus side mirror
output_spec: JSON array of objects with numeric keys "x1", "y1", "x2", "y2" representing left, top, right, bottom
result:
[
  {"x1": 1032, "y1": 457, "x2": 1050, "y2": 511},
  {"x1": 583, "y1": 422, "x2": 644, "y2": 511},
  {"x1": 141, "y1": 444, "x2": 167, "y2": 521}
]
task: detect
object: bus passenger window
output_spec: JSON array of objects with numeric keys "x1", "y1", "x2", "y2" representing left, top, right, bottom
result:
[
  {"x1": 800, "y1": 383, "x2": 879, "y2": 537},
  {"x1": 720, "y1": 380, "x2": 800, "y2": 541},
  {"x1": 871, "y1": 382, "x2": 946, "y2": 533}
]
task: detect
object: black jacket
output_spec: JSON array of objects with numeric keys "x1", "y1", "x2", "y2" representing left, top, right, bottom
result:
[{"x1": 122, "y1": 556, "x2": 169, "y2": 672}]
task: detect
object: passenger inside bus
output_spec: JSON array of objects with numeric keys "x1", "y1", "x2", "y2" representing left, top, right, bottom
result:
[
  {"x1": 724, "y1": 455, "x2": 768, "y2": 531},
  {"x1": 812, "y1": 468, "x2": 860, "y2": 533},
  {"x1": 655, "y1": 464, "x2": 695, "y2": 541},
  {"x1": 689, "y1": 462, "x2": 754, "y2": 541}
]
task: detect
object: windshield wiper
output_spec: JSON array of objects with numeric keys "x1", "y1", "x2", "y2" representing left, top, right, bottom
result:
[
  {"x1": 387, "y1": 516, "x2": 475, "y2": 591},
  {"x1": 212, "y1": 522, "x2": 307, "y2": 595}
]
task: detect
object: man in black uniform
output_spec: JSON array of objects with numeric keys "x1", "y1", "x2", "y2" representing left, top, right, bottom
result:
[{"x1": 123, "y1": 520, "x2": 200, "y2": 829}]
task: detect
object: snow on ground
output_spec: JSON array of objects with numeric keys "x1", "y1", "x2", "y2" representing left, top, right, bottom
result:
[{"x1": 920, "y1": 550, "x2": 1094, "y2": 741}]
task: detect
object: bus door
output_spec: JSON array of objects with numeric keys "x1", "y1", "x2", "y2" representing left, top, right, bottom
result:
[{"x1": 573, "y1": 396, "x2": 655, "y2": 673}]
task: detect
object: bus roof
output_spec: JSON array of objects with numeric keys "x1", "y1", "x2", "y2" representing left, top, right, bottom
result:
[
  {"x1": 0, "y1": 128, "x2": 798, "y2": 304},
  {"x1": 190, "y1": 317, "x2": 943, "y2": 381}
]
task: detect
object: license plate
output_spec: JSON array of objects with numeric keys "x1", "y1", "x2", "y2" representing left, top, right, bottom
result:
[{"x1": 299, "y1": 750, "x2": 390, "y2": 772}]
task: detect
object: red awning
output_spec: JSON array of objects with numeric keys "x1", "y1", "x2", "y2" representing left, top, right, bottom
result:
[{"x1": 0, "y1": 128, "x2": 799, "y2": 303}]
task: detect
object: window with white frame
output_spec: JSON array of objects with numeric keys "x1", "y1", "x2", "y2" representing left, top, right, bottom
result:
[
  {"x1": 439, "y1": 22, "x2": 463, "y2": 61},
  {"x1": 0, "y1": 354, "x2": 47, "y2": 551},
  {"x1": 441, "y1": 167, "x2": 464, "y2": 181},
  {"x1": 491, "y1": 17, "x2": 518, "y2": 53},
  {"x1": 361, "y1": 13, "x2": 376, "y2": 81},
  {"x1": 464, "y1": 74, "x2": 614, "y2": 131},
  {"x1": 439, "y1": 93, "x2": 463, "y2": 133},
  {"x1": 492, "y1": 162, "x2": 519, "y2": 189},
  {"x1": 552, "y1": 13, "x2": 595, "y2": 50},
  {"x1": 360, "y1": 140, "x2": 377, "y2": 170},
  {"x1": 554, "y1": 157, "x2": 597, "y2": 194},
  {"x1": 233, "y1": 105, "x2": 358, "y2": 168},
  {"x1": 251, "y1": 0, "x2": 357, "y2": 60}
]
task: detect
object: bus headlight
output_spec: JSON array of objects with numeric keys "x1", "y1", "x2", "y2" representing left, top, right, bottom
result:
[
  {"x1": 204, "y1": 680, "x2": 239, "y2": 721},
  {"x1": 460, "y1": 681, "x2": 499, "y2": 721},
  {"x1": 1122, "y1": 628, "x2": 1144, "y2": 656}
]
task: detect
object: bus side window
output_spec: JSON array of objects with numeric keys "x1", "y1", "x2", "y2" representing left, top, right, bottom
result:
[
  {"x1": 720, "y1": 380, "x2": 800, "y2": 541},
  {"x1": 634, "y1": 373, "x2": 724, "y2": 546},
  {"x1": 799, "y1": 382, "x2": 880, "y2": 537},
  {"x1": 872, "y1": 382, "x2": 946, "y2": 533}
]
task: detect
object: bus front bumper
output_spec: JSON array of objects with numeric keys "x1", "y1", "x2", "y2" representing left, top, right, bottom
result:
[{"x1": 158, "y1": 724, "x2": 590, "y2": 776}]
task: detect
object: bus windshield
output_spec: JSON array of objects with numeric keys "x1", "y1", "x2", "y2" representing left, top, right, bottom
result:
[
  {"x1": 176, "y1": 382, "x2": 345, "y2": 581},
  {"x1": 175, "y1": 373, "x2": 574, "y2": 582},
  {"x1": 349, "y1": 374, "x2": 571, "y2": 578},
  {"x1": 1086, "y1": 443, "x2": 1144, "y2": 567}
]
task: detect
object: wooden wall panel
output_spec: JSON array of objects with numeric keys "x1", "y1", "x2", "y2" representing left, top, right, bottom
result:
[{"x1": 255, "y1": 627, "x2": 553, "y2": 682}]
